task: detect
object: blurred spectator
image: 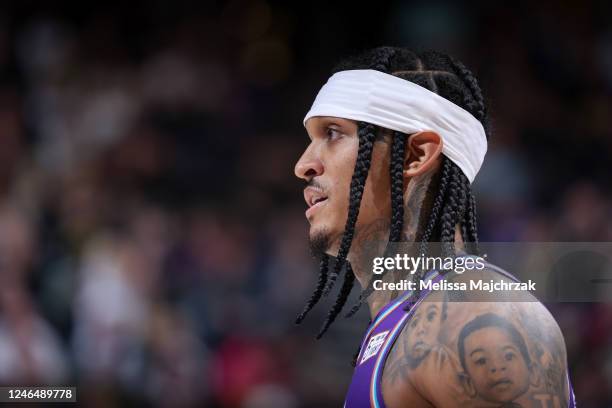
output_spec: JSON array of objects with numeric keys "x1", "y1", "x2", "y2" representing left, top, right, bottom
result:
[{"x1": 0, "y1": 205, "x2": 68, "y2": 384}]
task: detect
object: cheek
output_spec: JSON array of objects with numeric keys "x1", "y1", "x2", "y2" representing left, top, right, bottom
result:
[
  {"x1": 359, "y1": 145, "x2": 392, "y2": 222},
  {"x1": 468, "y1": 362, "x2": 488, "y2": 380},
  {"x1": 327, "y1": 167, "x2": 351, "y2": 217},
  {"x1": 508, "y1": 358, "x2": 527, "y2": 375},
  {"x1": 314, "y1": 143, "x2": 356, "y2": 231},
  {"x1": 431, "y1": 320, "x2": 442, "y2": 334}
]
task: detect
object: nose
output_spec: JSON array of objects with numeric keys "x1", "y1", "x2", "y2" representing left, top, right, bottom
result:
[
  {"x1": 489, "y1": 358, "x2": 507, "y2": 373},
  {"x1": 294, "y1": 145, "x2": 323, "y2": 181}
]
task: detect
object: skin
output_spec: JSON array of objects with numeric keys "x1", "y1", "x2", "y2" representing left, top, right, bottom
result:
[
  {"x1": 405, "y1": 304, "x2": 444, "y2": 368},
  {"x1": 295, "y1": 116, "x2": 442, "y2": 314},
  {"x1": 295, "y1": 116, "x2": 570, "y2": 407},
  {"x1": 462, "y1": 327, "x2": 531, "y2": 403}
]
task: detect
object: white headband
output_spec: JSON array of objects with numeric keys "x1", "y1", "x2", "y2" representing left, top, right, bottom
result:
[{"x1": 303, "y1": 69, "x2": 487, "y2": 183}]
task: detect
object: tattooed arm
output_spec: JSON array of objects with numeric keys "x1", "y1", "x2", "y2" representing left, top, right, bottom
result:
[{"x1": 381, "y1": 268, "x2": 571, "y2": 408}]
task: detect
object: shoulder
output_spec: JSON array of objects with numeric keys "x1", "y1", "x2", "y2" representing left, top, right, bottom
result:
[{"x1": 381, "y1": 265, "x2": 570, "y2": 408}]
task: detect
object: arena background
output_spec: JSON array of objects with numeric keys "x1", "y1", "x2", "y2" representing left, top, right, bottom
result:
[{"x1": 0, "y1": 1, "x2": 610, "y2": 407}]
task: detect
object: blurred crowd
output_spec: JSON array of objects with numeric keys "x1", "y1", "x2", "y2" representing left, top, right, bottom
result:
[{"x1": 0, "y1": 1, "x2": 610, "y2": 407}]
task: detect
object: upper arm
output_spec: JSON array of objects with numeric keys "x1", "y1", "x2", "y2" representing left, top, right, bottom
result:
[{"x1": 382, "y1": 270, "x2": 571, "y2": 408}]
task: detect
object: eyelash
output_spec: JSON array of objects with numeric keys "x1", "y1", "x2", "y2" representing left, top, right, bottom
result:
[{"x1": 325, "y1": 127, "x2": 341, "y2": 141}]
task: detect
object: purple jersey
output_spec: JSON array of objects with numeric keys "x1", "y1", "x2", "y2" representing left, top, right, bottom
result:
[{"x1": 343, "y1": 263, "x2": 577, "y2": 408}]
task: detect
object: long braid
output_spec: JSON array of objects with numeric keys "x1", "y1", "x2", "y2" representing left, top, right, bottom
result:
[
  {"x1": 295, "y1": 254, "x2": 329, "y2": 324},
  {"x1": 409, "y1": 162, "x2": 469, "y2": 302},
  {"x1": 351, "y1": 316, "x2": 372, "y2": 367},
  {"x1": 296, "y1": 48, "x2": 397, "y2": 334},
  {"x1": 317, "y1": 262, "x2": 356, "y2": 339},
  {"x1": 389, "y1": 131, "x2": 406, "y2": 242},
  {"x1": 447, "y1": 55, "x2": 485, "y2": 257},
  {"x1": 337, "y1": 50, "x2": 401, "y2": 319},
  {"x1": 321, "y1": 122, "x2": 377, "y2": 296},
  {"x1": 295, "y1": 123, "x2": 375, "y2": 329},
  {"x1": 418, "y1": 158, "x2": 452, "y2": 256},
  {"x1": 343, "y1": 130, "x2": 405, "y2": 318},
  {"x1": 464, "y1": 188, "x2": 480, "y2": 254},
  {"x1": 320, "y1": 49, "x2": 397, "y2": 297}
]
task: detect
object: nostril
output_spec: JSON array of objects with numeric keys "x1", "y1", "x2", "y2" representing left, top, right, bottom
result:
[{"x1": 304, "y1": 168, "x2": 317, "y2": 177}]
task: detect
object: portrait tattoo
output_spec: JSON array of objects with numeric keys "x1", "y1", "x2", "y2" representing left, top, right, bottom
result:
[{"x1": 457, "y1": 313, "x2": 535, "y2": 405}]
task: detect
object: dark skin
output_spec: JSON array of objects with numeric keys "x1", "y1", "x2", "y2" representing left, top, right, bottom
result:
[{"x1": 295, "y1": 117, "x2": 570, "y2": 407}]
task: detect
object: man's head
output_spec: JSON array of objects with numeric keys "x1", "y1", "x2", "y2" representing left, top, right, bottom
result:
[
  {"x1": 296, "y1": 118, "x2": 443, "y2": 257},
  {"x1": 294, "y1": 47, "x2": 490, "y2": 339}
]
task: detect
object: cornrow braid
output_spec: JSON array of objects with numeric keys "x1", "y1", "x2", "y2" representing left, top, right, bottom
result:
[
  {"x1": 343, "y1": 130, "x2": 406, "y2": 318},
  {"x1": 333, "y1": 49, "x2": 401, "y2": 319},
  {"x1": 409, "y1": 160, "x2": 472, "y2": 302},
  {"x1": 448, "y1": 56, "x2": 487, "y2": 127},
  {"x1": 317, "y1": 262, "x2": 356, "y2": 339},
  {"x1": 321, "y1": 122, "x2": 377, "y2": 297},
  {"x1": 320, "y1": 48, "x2": 397, "y2": 302},
  {"x1": 418, "y1": 158, "x2": 452, "y2": 256},
  {"x1": 464, "y1": 190, "x2": 479, "y2": 254},
  {"x1": 371, "y1": 46, "x2": 397, "y2": 73},
  {"x1": 389, "y1": 131, "x2": 406, "y2": 242},
  {"x1": 295, "y1": 254, "x2": 329, "y2": 324}
]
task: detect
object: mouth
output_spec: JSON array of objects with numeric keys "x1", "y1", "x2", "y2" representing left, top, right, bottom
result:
[
  {"x1": 304, "y1": 187, "x2": 329, "y2": 219},
  {"x1": 490, "y1": 378, "x2": 512, "y2": 391},
  {"x1": 412, "y1": 341, "x2": 428, "y2": 353}
]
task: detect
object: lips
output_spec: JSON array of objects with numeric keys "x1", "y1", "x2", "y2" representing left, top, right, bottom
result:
[
  {"x1": 412, "y1": 341, "x2": 431, "y2": 354},
  {"x1": 304, "y1": 187, "x2": 328, "y2": 218},
  {"x1": 490, "y1": 378, "x2": 512, "y2": 390}
]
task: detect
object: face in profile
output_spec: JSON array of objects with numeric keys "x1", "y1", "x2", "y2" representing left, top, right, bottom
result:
[
  {"x1": 294, "y1": 117, "x2": 392, "y2": 255},
  {"x1": 405, "y1": 303, "x2": 445, "y2": 368},
  {"x1": 458, "y1": 314, "x2": 532, "y2": 404}
]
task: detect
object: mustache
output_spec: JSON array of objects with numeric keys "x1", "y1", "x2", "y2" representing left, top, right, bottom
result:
[{"x1": 306, "y1": 179, "x2": 326, "y2": 192}]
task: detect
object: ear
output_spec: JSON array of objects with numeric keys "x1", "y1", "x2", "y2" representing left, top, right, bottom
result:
[{"x1": 404, "y1": 131, "x2": 443, "y2": 179}]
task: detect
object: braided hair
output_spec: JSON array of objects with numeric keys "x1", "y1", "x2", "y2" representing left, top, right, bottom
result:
[{"x1": 296, "y1": 47, "x2": 490, "y2": 352}]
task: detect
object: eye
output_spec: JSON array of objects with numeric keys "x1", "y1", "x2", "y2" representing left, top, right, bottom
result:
[
  {"x1": 504, "y1": 352, "x2": 516, "y2": 361},
  {"x1": 475, "y1": 357, "x2": 486, "y2": 366},
  {"x1": 427, "y1": 311, "x2": 437, "y2": 322},
  {"x1": 325, "y1": 127, "x2": 342, "y2": 141}
]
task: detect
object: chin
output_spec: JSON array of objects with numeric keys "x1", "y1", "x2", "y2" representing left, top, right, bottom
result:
[{"x1": 308, "y1": 225, "x2": 340, "y2": 257}]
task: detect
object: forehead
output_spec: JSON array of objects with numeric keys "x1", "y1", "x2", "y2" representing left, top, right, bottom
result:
[
  {"x1": 414, "y1": 303, "x2": 440, "y2": 317},
  {"x1": 465, "y1": 326, "x2": 513, "y2": 346}
]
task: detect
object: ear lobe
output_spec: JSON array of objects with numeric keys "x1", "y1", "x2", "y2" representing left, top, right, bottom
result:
[{"x1": 404, "y1": 131, "x2": 443, "y2": 178}]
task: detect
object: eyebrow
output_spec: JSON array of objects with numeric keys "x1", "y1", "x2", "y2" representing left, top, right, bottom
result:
[{"x1": 469, "y1": 348, "x2": 485, "y2": 357}]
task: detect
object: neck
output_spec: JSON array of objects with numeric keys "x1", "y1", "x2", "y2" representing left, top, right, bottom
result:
[
  {"x1": 349, "y1": 228, "x2": 465, "y2": 320},
  {"x1": 347, "y1": 173, "x2": 431, "y2": 320}
]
